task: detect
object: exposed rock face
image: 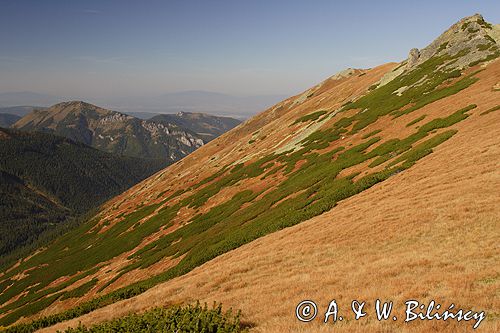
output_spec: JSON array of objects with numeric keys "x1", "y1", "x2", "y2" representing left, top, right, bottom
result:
[
  {"x1": 376, "y1": 14, "x2": 499, "y2": 89},
  {"x1": 99, "y1": 113, "x2": 134, "y2": 124},
  {"x1": 405, "y1": 14, "x2": 499, "y2": 71},
  {"x1": 328, "y1": 68, "x2": 357, "y2": 81},
  {"x1": 149, "y1": 112, "x2": 241, "y2": 142},
  {"x1": 13, "y1": 101, "x2": 205, "y2": 161},
  {"x1": 407, "y1": 48, "x2": 421, "y2": 67}
]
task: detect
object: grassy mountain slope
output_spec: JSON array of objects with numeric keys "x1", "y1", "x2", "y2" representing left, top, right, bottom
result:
[
  {"x1": 0, "y1": 14, "x2": 498, "y2": 331},
  {"x1": 150, "y1": 112, "x2": 241, "y2": 142},
  {"x1": 12, "y1": 101, "x2": 205, "y2": 161},
  {"x1": 46, "y1": 96, "x2": 499, "y2": 333},
  {"x1": 0, "y1": 128, "x2": 165, "y2": 257}
]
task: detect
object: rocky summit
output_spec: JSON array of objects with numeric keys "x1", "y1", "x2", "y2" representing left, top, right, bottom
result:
[
  {"x1": 406, "y1": 14, "x2": 499, "y2": 70},
  {"x1": 377, "y1": 14, "x2": 499, "y2": 89}
]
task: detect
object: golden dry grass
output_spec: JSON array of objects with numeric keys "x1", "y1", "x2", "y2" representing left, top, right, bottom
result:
[
  {"x1": 0, "y1": 63, "x2": 397, "y2": 325},
  {"x1": 38, "y1": 78, "x2": 500, "y2": 332},
  {"x1": 28, "y1": 64, "x2": 396, "y2": 303}
]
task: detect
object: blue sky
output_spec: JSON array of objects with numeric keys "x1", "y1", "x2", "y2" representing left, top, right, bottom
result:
[{"x1": 1, "y1": 0, "x2": 499, "y2": 100}]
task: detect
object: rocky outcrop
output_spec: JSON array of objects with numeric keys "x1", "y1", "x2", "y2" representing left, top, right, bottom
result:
[
  {"x1": 328, "y1": 68, "x2": 357, "y2": 81},
  {"x1": 407, "y1": 48, "x2": 421, "y2": 68},
  {"x1": 149, "y1": 112, "x2": 241, "y2": 142},
  {"x1": 404, "y1": 14, "x2": 499, "y2": 71},
  {"x1": 13, "y1": 101, "x2": 207, "y2": 161},
  {"x1": 376, "y1": 14, "x2": 499, "y2": 89}
]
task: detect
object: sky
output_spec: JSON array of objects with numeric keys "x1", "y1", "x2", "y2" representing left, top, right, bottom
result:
[{"x1": 1, "y1": 0, "x2": 499, "y2": 102}]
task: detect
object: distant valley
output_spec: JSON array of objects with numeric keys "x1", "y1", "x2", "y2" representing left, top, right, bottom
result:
[{"x1": 0, "y1": 128, "x2": 165, "y2": 258}]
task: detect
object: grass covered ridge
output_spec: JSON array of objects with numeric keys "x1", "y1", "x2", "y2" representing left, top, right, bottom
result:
[{"x1": 0, "y1": 48, "x2": 493, "y2": 331}]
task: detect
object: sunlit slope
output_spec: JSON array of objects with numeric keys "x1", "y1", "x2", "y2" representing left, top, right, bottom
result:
[
  {"x1": 0, "y1": 14, "x2": 499, "y2": 331},
  {"x1": 39, "y1": 71, "x2": 500, "y2": 333}
]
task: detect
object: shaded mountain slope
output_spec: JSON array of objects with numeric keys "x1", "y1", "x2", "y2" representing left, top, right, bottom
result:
[
  {"x1": 0, "y1": 114, "x2": 20, "y2": 127},
  {"x1": 13, "y1": 101, "x2": 205, "y2": 161},
  {"x1": 0, "y1": 128, "x2": 165, "y2": 257},
  {"x1": 0, "y1": 170, "x2": 69, "y2": 258},
  {"x1": 150, "y1": 112, "x2": 241, "y2": 142},
  {"x1": 0, "y1": 14, "x2": 499, "y2": 331}
]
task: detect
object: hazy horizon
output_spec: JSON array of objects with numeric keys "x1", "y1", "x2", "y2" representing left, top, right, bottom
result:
[
  {"x1": 0, "y1": 90, "x2": 289, "y2": 119},
  {"x1": 1, "y1": 0, "x2": 499, "y2": 116}
]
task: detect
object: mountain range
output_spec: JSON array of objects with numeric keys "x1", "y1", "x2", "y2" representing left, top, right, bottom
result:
[
  {"x1": 0, "y1": 14, "x2": 498, "y2": 333},
  {"x1": 11, "y1": 101, "x2": 241, "y2": 161},
  {"x1": 0, "y1": 103, "x2": 240, "y2": 259}
]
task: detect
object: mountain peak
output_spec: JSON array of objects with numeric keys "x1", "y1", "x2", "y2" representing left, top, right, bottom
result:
[
  {"x1": 52, "y1": 100, "x2": 103, "y2": 110},
  {"x1": 12, "y1": 100, "x2": 232, "y2": 160},
  {"x1": 375, "y1": 14, "x2": 499, "y2": 88},
  {"x1": 404, "y1": 13, "x2": 499, "y2": 71}
]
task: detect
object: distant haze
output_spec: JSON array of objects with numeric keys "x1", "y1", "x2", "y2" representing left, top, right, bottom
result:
[
  {"x1": 0, "y1": 92, "x2": 60, "y2": 108},
  {"x1": 0, "y1": 91, "x2": 287, "y2": 119},
  {"x1": 1, "y1": 1, "x2": 499, "y2": 117}
]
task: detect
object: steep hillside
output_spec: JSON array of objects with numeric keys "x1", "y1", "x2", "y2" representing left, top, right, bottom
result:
[
  {"x1": 150, "y1": 111, "x2": 241, "y2": 142},
  {"x1": 0, "y1": 128, "x2": 165, "y2": 257},
  {"x1": 38, "y1": 80, "x2": 500, "y2": 333},
  {"x1": 13, "y1": 101, "x2": 205, "y2": 161},
  {"x1": 0, "y1": 114, "x2": 20, "y2": 127},
  {"x1": 0, "y1": 14, "x2": 498, "y2": 332}
]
